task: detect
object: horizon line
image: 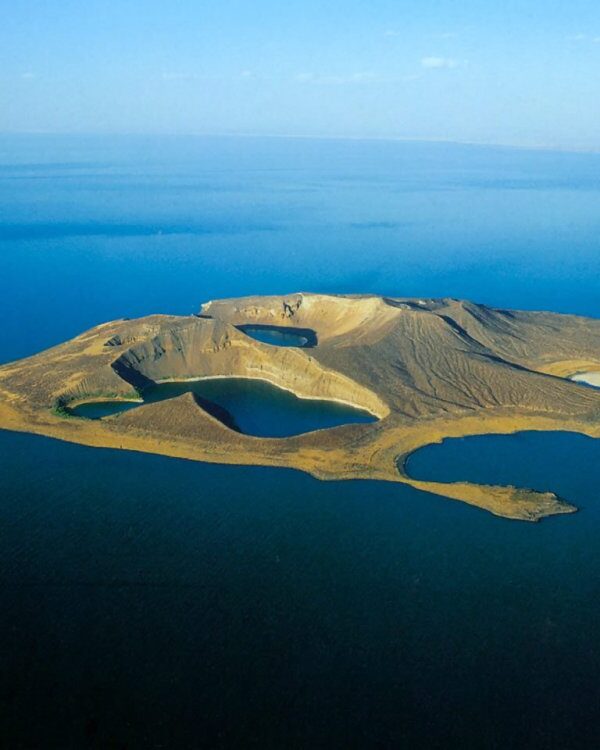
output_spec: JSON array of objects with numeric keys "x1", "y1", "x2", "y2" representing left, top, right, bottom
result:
[{"x1": 1, "y1": 129, "x2": 600, "y2": 156}]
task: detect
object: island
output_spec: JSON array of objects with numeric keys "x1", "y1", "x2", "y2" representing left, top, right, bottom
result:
[{"x1": 1, "y1": 292, "x2": 599, "y2": 521}]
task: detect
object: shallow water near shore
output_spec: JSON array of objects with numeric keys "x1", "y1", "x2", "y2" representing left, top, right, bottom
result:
[{"x1": 2, "y1": 135, "x2": 600, "y2": 747}]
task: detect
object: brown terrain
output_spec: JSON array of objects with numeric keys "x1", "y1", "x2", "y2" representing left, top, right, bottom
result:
[{"x1": 1, "y1": 292, "x2": 600, "y2": 521}]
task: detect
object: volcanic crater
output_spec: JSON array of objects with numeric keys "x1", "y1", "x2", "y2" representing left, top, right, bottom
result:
[{"x1": 1, "y1": 292, "x2": 600, "y2": 521}]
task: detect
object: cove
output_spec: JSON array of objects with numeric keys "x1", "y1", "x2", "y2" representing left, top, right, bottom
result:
[
  {"x1": 68, "y1": 377, "x2": 376, "y2": 437},
  {"x1": 405, "y1": 430, "x2": 600, "y2": 513},
  {"x1": 235, "y1": 324, "x2": 317, "y2": 347}
]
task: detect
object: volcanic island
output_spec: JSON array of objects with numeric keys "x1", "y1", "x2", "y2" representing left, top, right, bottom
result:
[{"x1": 1, "y1": 293, "x2": 600, "y2": 521}]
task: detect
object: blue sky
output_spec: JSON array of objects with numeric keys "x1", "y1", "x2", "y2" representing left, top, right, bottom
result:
[{"x1": 3, "y1": 0, "x2": 600, "y2": 149}]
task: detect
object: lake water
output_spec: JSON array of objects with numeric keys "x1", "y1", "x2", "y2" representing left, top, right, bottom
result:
[
  {"x1": 70, "y1": 377, "x2": 376, "y2": 436},
  {"x1": 236, "y1": 324, "x2": 316, "y2": 347},
  {"x1": 2, "y1": 134, "x2": 600, "y2": 747}
]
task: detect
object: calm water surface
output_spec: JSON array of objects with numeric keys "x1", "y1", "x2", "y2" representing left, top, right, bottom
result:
[
  {"x1": 2, "y1": 430, "x2": 600, "y2": 748},
  {"x1": 70, "y1": 377, "x2": 376, "y2": 436},
  {"x1": 2, "y1": 135, "x2": 600, "y2": 747},
  {"x1": 236, "y1": 324, "x2": 316, "y2": 347}
]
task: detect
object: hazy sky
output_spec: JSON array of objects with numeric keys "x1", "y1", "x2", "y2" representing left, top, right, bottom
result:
[{"x1": 3, "y1": 0, "x2": 600, "y2": 149}]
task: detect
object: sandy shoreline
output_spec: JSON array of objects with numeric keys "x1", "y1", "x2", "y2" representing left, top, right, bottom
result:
[{"x1": 571, "y1": 371, "x2": 600, "y2": 388}]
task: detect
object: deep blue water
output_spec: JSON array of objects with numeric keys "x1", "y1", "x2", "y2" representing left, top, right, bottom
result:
[
  {"x1": 3, "y1": 430, "x2": 600, "y2": 748},
  {"x1": 70, "y1": 377, "x2": 376, "y2": 436},
  {"x1": 2, "y1": 135, "x2": 600, "y2": 748}
]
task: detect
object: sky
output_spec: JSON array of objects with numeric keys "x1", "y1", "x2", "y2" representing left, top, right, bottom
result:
[{"x1": 2, "y1": 0, "x2": 600, "y2": 149}]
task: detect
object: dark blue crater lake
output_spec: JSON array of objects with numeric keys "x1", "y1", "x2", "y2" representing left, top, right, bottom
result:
[
  {"x1": 69, "y1": 377, "x2": 375, "y2": 436},
  {"x1": 236, "y1": 324, "x2": 317, "y2": 347},
  {"x1": 2, "y1": 135, "x2": 600, "y2": 747}
]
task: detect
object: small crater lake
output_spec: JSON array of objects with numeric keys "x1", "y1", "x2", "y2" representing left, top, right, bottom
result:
[
  {"x1": 69, "y1": 377, "x2": 376, "y2": 437},
  {"x1": 236, "y1": 324, "x2": 317, "y2": 347}
]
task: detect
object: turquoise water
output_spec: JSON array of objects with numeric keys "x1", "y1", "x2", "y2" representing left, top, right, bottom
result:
[
  {"x1": 69, "y1": 377, "x2": 376, "y2": 436},
  {"x1": 2, "y1": 135, "x2": 600, "y2": 747}
]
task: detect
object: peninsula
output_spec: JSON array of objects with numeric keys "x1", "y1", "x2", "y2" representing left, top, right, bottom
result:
[{"x1": 1, "y1": 293, "x2": 600, "y2": 521}]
